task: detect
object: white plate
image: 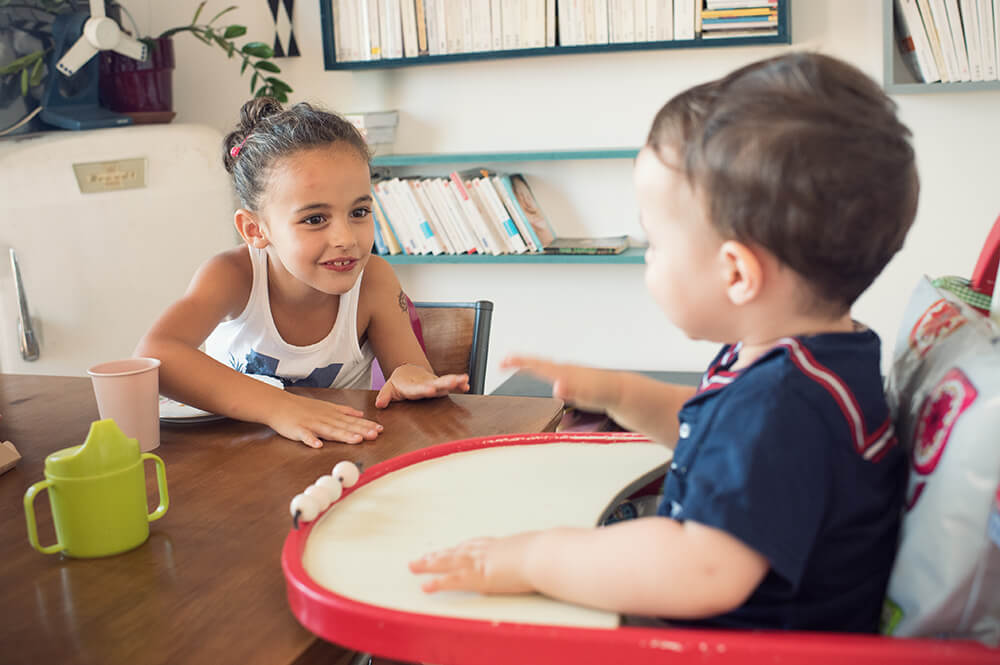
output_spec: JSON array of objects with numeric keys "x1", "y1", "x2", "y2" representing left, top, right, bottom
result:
[{"x1": 159, "y1": 374, "x2": 285, "y2": 422}]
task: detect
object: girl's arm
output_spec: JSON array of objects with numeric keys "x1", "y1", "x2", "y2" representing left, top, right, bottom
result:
[
  {"x1": 410, "y1": 517, "x2": 768, "y2": 619},
  {"x1": 360, "y1": 257, "x2": 470, "y2": 408},
  {"x1": 502, "y1": 356, "x2": 696, "y2": 445},
  {"x1": 134, "y1": 248, "x2": 382, "y2": 447}
]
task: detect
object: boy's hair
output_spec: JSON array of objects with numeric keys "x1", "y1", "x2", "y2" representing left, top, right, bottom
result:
[
  {"x1": 646, "y1": 52, "x2": 919, "y2": 314},
  {"x1": 223, "y1": 98, "x2": 370, "y2": 211}
]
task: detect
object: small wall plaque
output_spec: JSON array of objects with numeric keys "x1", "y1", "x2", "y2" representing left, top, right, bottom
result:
[{"x1": 72, "y1": 157, "x2": 147, "y2": 194}]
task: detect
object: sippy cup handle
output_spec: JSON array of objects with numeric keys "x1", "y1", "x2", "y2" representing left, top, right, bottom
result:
[
  {"x1": 142, "y1": 453, "x2": 169, "y2": 522},
  {"x1": 23, "y1": 480, "x2": 66, "y2": 554}
]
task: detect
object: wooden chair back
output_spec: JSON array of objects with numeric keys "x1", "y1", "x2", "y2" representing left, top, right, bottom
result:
[{"x1": 414, "y1": 301, "x2": 493, "y2": 394}]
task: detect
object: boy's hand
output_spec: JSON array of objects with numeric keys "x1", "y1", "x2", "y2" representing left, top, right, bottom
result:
[
  {"x1": 375, "y1": 364, "x2": 470, "y2": 408},
  {"x1": 502, "y1": 356, "x2": 620, "y2": 413},
  {"x1": 270, "y1": 393, "x2": 383, "y2": 448},
  {"x1": 409, "y1": 533, "x2": 538, "y2": 595}
]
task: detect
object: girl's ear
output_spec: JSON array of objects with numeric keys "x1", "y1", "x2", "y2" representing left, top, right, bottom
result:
[
  {"x1": 234, "y1": 209, "x2": 269, "y2": 248},
  {"x1": 719, "y1": 240, "x2": 763, "y2": 306}
]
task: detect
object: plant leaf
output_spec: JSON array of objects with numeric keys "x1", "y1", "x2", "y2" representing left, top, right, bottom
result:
[
  {"x1": 209, "y1": 6, "x2": 238, "y2": 24},
  {"x1": 192, "y1": 1, "x2": 206, "y2": 25},
  {"x1": 29, "y1": 58, "x2": 44, "y2": 86},
  {"x1": 240, "y1": 57, "x2": 249, "y2": 74},
  {"x1": 20, "y1": 67, "x2": 29, "y2": 96},
  {"x1": 240, "y1": 41, "x2": 273, "y2": 58},
  {"x1": 254, "y1": 87, "x2": 268, "y2": 98},
  {"x1": 250, "y1": 72, "x2": 258, "y2": 92},
  {"x1": 265, "y1": 77, "x2": 292, "y2": 93},
  {"x1": 255, "y1": 60, "x2": 280, "y2": 73},
  {"x1": 223, "y1": 25, "x2": 246, "y2": 39},
  {"x1": 0, "y1": 50, "x2": 44, "y2": 76}
]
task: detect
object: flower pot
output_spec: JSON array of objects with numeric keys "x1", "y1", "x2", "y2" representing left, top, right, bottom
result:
[{"x1": 99, "y1": 36, "x2": 175, "y2": 123}]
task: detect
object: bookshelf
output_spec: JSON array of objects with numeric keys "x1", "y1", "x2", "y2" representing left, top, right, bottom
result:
[
  {"x1": 370, "y1": 147, "x2": 643, "y2": 265},
  {"x1": 883, "y1": 0, "x2": 1000, "y2": 93},
  {"x1": 322, "y1": 1, "x2": 791, "y2": 71}
]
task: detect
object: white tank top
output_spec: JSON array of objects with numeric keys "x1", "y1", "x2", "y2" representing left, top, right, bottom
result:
[{"x1": 204, "y1": 246, "x2": 375, "y2": 389}]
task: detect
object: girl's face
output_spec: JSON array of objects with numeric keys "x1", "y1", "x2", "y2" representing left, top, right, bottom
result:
[
  {"x1": 257, "y1": 145, "x2": 374, "y2": 297},
  {"x1": 634, "y1": 147, "x2": 730, "y2": 342}
]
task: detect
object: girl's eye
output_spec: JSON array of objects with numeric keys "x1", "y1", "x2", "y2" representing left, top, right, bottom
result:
[
  {"x1": 302, "y1": 215, "x2": 326, "y2": 226},
  {"x1": 351, "y1": 207, "x2": 372, "y2": 220}
]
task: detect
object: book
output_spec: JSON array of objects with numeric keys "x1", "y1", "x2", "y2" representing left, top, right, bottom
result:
[
  {"x1": 372, "y1": 190, "x2": 403, "y2": 254},
  {"x1": 979, "y1": 0, "x2": 997, "y2": 80},
  {"x1": 937, "y1": 0, "x2": 972, "y2": 80},
  {"x1": 674, "y1": 0, "x2": 696, "y2": 40},
  {"x1": 895, "y1": 0, "x2": 941, "y2": 81},
  {"x1": 425, "y1": 178, "x2": 478, "y2": 253},
  {"x1": 501, "y1": 174, "x2": 556, "y2": 248},
  {"x1": 916, "y1": 0, "x2": 951, "y2": 80},
  {"x1": 490, "y1": 175, "x2": 540, "y2": 251},
  {"x1": 373, "y1": 181, "x2": 418, "y2": 254},
  {"x1": 473, "y1": 177, "x2": 529, "y2": 253},
  {"x1": 371, "y1": 211, "x2": 389, "y2": 254},
  {"x1": 543, "y1": 235, "x2": 630, "y2": 255},
  {"x1": 961, "y1": 0, "x2": 984, "y2": 80}
]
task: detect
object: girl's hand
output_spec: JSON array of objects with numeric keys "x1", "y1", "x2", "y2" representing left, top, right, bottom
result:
[
  {"x1": 409, "y1": 533, "x2": 538, "y2": 595},
  {"x1": 375, "y1": 364, "x2": 470, "y2": 408},
  {"x1": 501, "y1": 355, "x2": 620, "y2": 413},
  {"x1": 270, "y1": 393, "x2": 383, "y2": 448}
]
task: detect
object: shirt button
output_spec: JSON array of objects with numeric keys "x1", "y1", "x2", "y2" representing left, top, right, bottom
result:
[{"x1": 679, "y1": 422, "x2": 691, "y2": 439}]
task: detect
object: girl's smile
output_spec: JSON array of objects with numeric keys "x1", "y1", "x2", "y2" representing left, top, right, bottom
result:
[{"x1": 320, "y1": 257, "x2": 360, "y2": 272}]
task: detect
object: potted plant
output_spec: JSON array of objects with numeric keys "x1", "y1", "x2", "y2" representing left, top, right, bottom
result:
[{"x1": 0, "y1": 0, "x2": 292, "y2": 133}]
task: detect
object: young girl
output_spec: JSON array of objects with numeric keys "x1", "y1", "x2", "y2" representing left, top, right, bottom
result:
[{"x1": 135, "y1": 98, "x2": 469, "y2": 448}]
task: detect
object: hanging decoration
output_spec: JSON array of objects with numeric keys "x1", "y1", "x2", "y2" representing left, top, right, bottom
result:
[{"x1": 268, "y1": 0, "x2": 299, "y2": 57}]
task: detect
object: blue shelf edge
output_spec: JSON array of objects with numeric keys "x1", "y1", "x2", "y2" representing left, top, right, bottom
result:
[
  {"x1": 371, "y1": 148, "x2": 639, "y2": 166},
  {"x1": 381, "y1": 247, "x2": 646, "y2": 264}
]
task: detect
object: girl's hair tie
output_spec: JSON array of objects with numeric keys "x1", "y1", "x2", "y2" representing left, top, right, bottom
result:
[{"x1": 230, "y1": 135, "x2": 250, "y2": 158}]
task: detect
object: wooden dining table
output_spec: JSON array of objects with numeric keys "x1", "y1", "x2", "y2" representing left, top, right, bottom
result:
[{"x1": 0, "y1": 374, "x2": 563, "y2": 665}]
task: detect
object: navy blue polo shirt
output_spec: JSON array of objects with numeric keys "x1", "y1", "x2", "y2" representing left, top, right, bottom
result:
[{"x1": 657, "y1": 330, "x2": 906, "y2": 633}]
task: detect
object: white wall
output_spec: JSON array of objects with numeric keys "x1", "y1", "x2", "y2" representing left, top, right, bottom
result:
[{"x1": 126, "y1": 0, "x2": 1000, "y2": 392}]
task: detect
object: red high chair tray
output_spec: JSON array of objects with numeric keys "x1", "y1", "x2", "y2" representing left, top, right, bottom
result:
[{"x1": 281, "y1": 433, "x2": 995, "y2": 665}]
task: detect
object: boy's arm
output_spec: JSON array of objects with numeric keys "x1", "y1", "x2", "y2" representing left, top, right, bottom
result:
[
  {"x1": 410, "y1": 517, "x2": 768, "y2": 618},
  {"x1": 134, "y1": 251, "x2": 382, "y2": 447},
  {"x1": 361, "y1": 257, "x2": 470, "y2": 407},
  {"x1": 503, "y1": 357, "x2": 696, "y2": 445}
]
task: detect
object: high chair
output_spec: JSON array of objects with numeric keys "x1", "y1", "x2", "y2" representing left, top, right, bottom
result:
[{"x1": 288, "y1": 218, "x2": 1000, "y2": 664}]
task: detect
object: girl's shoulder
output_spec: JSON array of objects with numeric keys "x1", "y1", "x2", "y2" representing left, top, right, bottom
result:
[
  {"x1": 196, "y1": 245, "x2": 253, "y2": 287},
  {"x1": 357, "y1": 255, "x2": 403, "y2": 325},
  {"x1": 188, "y1": 245, "x2": 255, "y2": 318},
  {"x1": 359, "y1": 255, "x2": 399, "y2": 296}
]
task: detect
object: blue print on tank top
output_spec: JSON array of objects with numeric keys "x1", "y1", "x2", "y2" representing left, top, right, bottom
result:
[{"x1": 244, "y1": 350, "x2": 343, "y2": 388}]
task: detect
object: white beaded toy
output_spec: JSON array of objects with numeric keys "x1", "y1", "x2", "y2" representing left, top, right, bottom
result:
[{"x1": 289, "y1": 461, "x2": 361, "y2": 528}]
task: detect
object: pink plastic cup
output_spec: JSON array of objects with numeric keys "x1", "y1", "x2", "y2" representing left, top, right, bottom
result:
[{"x1": 87, "y1": 358, "x2": 162, "y2": 453}]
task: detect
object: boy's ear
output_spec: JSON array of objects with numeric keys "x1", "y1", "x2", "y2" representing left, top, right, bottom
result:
[
  {"x1": 234, "y1": 209, "x2": 269, "y2": 248},
  {"x1": 719, "y1": 240, "x2": 763, "y2": 306}
]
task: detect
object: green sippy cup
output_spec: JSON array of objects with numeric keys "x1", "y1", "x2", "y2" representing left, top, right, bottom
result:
[{"x1": 23, "y1": 418, "x2": 169, "y2": 558}]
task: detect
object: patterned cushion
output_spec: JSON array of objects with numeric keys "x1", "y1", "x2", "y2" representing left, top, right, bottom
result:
[{"x1": 881, "y1": 278, "x2": 1000, "y2": 645}]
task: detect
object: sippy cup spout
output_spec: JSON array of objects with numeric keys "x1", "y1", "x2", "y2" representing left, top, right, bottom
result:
[{"x1": 44, "y1": 418, "x2": 141, "y2": 479}]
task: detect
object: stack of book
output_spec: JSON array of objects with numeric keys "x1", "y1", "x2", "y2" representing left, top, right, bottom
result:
[
  {"x1": 369, "y1": 170, "x2": 630, "y2": 256},
  {"x1": 330, "y1": 0, "x2": 782, "y2": 62},
  {"x1": 701, "y1": 0, "x2": 779, "y2": 40},
  {"x1": 894, "y1": 0, "x2": 1000, "y2": 83},
  {"x1": 344, "y1": 110, "x2": 399, "y2": 154}
]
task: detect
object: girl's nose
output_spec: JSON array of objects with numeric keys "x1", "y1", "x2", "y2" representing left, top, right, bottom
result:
[{"x1": 327, "y1": 217, "x2": 358, "y2": 247}]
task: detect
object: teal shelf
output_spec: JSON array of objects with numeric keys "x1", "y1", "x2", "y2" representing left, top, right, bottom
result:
[
  {"x1": 371, "y1": 148, "x2": 639, "y2": 167},
  {"x1": 383, "y1": 247, "x2": 646, "y2": 264},
  {"x1": 321, "y1": 1, "x2": 790, "y2": 70}
]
